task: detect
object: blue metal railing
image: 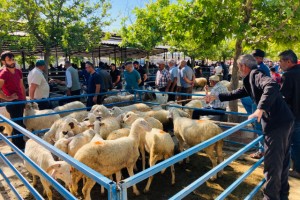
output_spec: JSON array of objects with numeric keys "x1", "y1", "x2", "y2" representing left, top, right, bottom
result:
[
  {"x1": 0, "y1": 168, "x2": 23, "y2": 200},
  {"x1": 0, "y1": 89, "x2": 266, "y2": 199},
  {"x1": 0, "y1": 152, "x2": 44, "y2": 200},
  {"x1": 0, "y1": 114, "x2": 118, "y2": 200}
]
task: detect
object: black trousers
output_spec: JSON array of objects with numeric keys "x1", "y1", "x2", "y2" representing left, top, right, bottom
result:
[
  {"x1": 168, "y1": 86, "x2": 177, "y2": 102},
  {"x1": 86, "y1": 90, "x2": 107, "y2": 110},
  {"x1": 37, "y1": 100, "x2": 50, "y2": 110},
  {"x1": 59, "y1": 89, "x2": 81, "y2": 105},
  {"x1": 263, "y1": 122, "x2": 294, "y2": 200},
  {"x1": 181, "y1": 87, "x2": 193, "y2": 105},
  {"x1": 5, "y1": 102, "x2": 26, "y2": 150}
]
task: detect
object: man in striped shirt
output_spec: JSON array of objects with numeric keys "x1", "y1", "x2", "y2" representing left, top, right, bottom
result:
[{"x1": 155, "y1": 60, "x2": 171, "y2": 92}]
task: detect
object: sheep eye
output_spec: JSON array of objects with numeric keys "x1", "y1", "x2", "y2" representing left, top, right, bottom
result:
[
  {"x1": 62, "y1": 131, "x2": 68, "y2": 135},
  {"x1": 112, "y1": 108, "x2": 115, "y2": 110}
]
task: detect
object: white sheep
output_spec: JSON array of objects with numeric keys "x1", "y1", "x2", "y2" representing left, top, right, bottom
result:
[
  {"x1": 194, "y1": 77, "x2": 207, "y2": 90},
  {"x1": 111, "y1": 103, "x2": 151, "y2": 113},
  {"x1": 24, "y1": 139, "x2": 72, "y2": 200},
  {"x1": 168, "y1": 108, "x2": 224, "y2": 180},
  {"x1": 94, "y1": 115, "x2": 123, "y2": 139},
  {"x1": 43, "y1": 117, "x2": 87, "y2": 144},
  {"x1": 54, "y1": 129, "x2": 95, "y2": 157},
  {"x1": 106, "y1": 128, "x2": 130, "y2": 140},
  {"x1": 23, "y1": 102, "x2": 60, "y2": 131},
  {"x1": 143, "y1": 128, "x2": 175, "y2": 193},
  {"x1": 122, "y1": 113, "x2": 163, "y2": 171},
  {"x1": 54, "y1": 101, "x2": 86, "y2": 118},
  {"x1": 71, "y1": 118, "x2": 152, "y2": 199},
  {"x1": 103, "y1": 94, "x2": 134, "y2": 105},
  {"x1": 183, "y1": 100, "x2": 203, "y2": 119},
  {"x1": 122, "y1": 111, "x2": 163, "y2": 130},
  {"x1": 90, "y1": 104, "x2": 111, "y2": 118},
  {"x1": 67, "y1": 111, "x2": 89, "y2": 122}
]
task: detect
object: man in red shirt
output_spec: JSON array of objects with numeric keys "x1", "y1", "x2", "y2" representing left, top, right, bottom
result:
[{"x1": 0, "y1": 51, "x2": 26, "y2": 150}]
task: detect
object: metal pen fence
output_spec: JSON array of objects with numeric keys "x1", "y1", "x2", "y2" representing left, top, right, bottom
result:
[{"x1": 0, "y1": 89, "x2": 265, "y2": 200}]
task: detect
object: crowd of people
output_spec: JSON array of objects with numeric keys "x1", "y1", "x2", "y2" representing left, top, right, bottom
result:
[{"x1": 1, "y1": 48, "x2": 300, "y2": 200}]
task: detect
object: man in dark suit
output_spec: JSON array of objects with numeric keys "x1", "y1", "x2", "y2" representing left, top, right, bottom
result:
[{"x1": 208, "y1": 54, "x2": 294, "y2": 200}]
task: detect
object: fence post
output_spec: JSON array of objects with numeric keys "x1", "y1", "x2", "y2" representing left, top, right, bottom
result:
[{"x1": 118, "y1": 181, "x2": 128, "y2": 200}]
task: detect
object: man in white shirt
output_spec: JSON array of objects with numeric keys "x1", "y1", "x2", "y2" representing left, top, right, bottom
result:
[
  {"x1": 215, "y1": 62, "x2": 223, "y2": 81},
  {"x1": 28, "y1": 60, "x2": 50, "y2": 109}
]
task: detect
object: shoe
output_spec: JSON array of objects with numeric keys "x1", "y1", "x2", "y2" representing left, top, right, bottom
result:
[
  {"x1": 289, "y1": 170, "x2": 300, "y2": 179},
  {"x1": 250, "y1": 151, "x2": 264, "y2": 159}
]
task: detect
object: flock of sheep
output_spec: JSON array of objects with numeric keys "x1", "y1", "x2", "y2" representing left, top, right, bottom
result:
[{"x1": 0, "y1": 84, "x2": 236, "y2": 200}]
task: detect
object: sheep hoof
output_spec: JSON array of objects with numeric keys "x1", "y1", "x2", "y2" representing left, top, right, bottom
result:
[
  {"x1": 217, "y1": 171, "x2": 223, "y2": 178},
  {"x1": 133, "y1": 189, "x2": 140, "y2": 196}
]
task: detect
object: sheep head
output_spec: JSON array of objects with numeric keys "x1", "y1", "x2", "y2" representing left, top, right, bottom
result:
[
  {"x1": 91, "y1": 105, "x2": 110, "y2": 118},
  {"x1": 46, "y1": 161, "x2": 72, "y2": 188},
  {"x1": 122, "y1": 111, "x2": 139, "y2": 125},
  {"x1": 109, "y1": 107, "x2": 123, "y2": 117},
  {"x1": 131, "y1": 118, "x2": 152, "y2": 132}
]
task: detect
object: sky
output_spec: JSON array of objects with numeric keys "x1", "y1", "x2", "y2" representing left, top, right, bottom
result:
[{"x1": 102, "y1": 0, "x2": 150, "y2": 32}]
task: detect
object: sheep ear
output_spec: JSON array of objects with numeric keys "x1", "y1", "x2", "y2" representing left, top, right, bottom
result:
[
  {"x1": 46, "y1": 163, "x2": 61, "y2": 178},
  {"x1": 69, "y1": 122, "x2": 75, "y2": 129}
]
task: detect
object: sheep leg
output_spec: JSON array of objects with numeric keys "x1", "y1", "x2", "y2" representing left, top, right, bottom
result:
[
  {"x1": 127, "y1": 166, "x2": 140, "y2": 196},
  {"x1": 32, "y1": 174, "x2": 37, "y2": 187},
  {"x1": 71, "y1": 172, "x2": 83, "y2": 196},
  {"x1": 216, "y1": 140, "x2": 224, "y2": 178},
  {"x1": 177, "y1": 137, "x2": 185, "y2": 164},
  {"x1": 82, "y1": 178, "x2": 96, "y2": 200},
  {"x1": 115, "y1": 171, "x2": 122, "y2": 182},
  {"x1": 40, "y1": 178, "x2": 52, "y2": 200},
  {"x1": 165, "y1": 154, "x2": 176, "y2": 185},
  {"x1": 140, "y1": 144, "x2": 146, "y2": 170},
  {"x1": 144, "y1": 154, "x2": 159, "y2": 193},
  {"x1": 204, "y1": 145, "x2": 218, "y2": 181},
  {"x1": 100, "y1": 175, "x2": 112, "y2": 194}
]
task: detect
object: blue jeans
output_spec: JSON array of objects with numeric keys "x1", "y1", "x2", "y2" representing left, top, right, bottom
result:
[
  {"x1": 241, "y1": 97, "x2": 264, "y2": 152},
  {"x1": 291, "y1": 120, "x2": 300, "y2": 172}
]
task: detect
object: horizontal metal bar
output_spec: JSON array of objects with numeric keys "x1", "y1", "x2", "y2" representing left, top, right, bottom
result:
[
  {"x1": 216, "y1": 157, "x2": 264, "y2": 200},
  {"x1": 169, "y1": 135, "x2": 263, "y2": 200},
  {"x1": 135, "y1": 89, "x2": 206, "y2": 97},
  {"x1": 219, "y1": 125, "x2": 262, "y2": 134},
  {"x1": 0, "y1": 129, "x2": 49, "y2": 141},
  {"x1": 244, "y1": 178, "x2": 266, "y2": 200},
  {"x1": 0, "y1": 89, "x2": 129, "y2": 106},
  {"x1": 0, "y1": 115, "x2": 114, "y2": 190},
  {"x1": 224, "y1": 140, "x2": 247, "y2": 146},
  {"x1": 0, "y1": 133, "x2": 76, "y2": 200},
  {"x1": 138, "y1": 100, "x2": 249, "y2": 117},
  {"x1": 122, "y1": 118, "x2": 257, "y2": 188},
  {"x1": 0, "y1": 169, "x2": 23, "y2": 200},
  {"x1": 0, "y1": 153, "x2": 44, "y2": 200}
]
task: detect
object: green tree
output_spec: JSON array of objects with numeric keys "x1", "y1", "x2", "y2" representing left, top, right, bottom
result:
[{"x1": 6, "y1": 0, "x2": 111, "y2": 77}]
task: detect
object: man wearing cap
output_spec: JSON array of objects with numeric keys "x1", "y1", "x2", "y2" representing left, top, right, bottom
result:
[
  {"x1": 133, "y1": 61, "x2": 147, "y2": 90},
  {"x1": 27, "y1": 60, "x2": 50, "y2": 110},
  {"x1": 207, "y1": 54, "x2": 294, "y2": 200},
  {"x1": 155, "y1": 60, "x2": 171, "y2": 92},
  {"x1": 123, "y1": 62, "x2": 141, "y2": 93},
  {"x1": 252, "y1": 49, "x2": 270, "y2": 77},
  {"x1": 51, "y1": 61, "x2": 81, "y2": 103},
  {"x1": 192, "y1": 75, "x2": 228, "y2": 119},
  {"x1": 0, "y1": 51, "x2": 26, "y2": 150},
  {"x1": 279, "y1": 50, "x2": 300, "y2": 179}
]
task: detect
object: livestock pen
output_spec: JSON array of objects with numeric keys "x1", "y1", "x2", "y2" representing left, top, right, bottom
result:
[{"x1": 0, "y1": 90, "x2": 267, "y2": 200}]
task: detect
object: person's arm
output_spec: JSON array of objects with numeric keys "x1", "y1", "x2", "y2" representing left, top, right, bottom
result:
[
  {"x1": 29, "y1": 83, "x2": 38, "y2": 100},
  {"x1": 114, "y1": 76, "x2": 121, "y2": 86},
  {"x1": 66, "y1": 70, "x2": 72, "y2": 95},
  {"x1": 165, "y1": 72, "x2": 171, "y2": 92},
  {"x1": 136, "y1": 71, "x2": 142, "y2": 85},
  {"x1": 170, "y1": 77, "x2": 177, "y2": 92},
  {"x1": 209, "y1": 87, "x2": 249, "y2": 103},
  {"x1": 20, "y1": 79, "x2": 26, "y2": 100},
  {"x1": 0, "y1": 79, "x2": 18, "y2": 101}
]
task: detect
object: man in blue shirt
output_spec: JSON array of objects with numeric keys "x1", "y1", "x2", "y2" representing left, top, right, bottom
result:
[
  {"x1": 252, "y1": 49, "x2": 270, "y2": 76},
  {"x1": 180, "y1": 60, "x2": 195, "y2": 102},
  {"x1": 123, "y1": 61, "x2": 141, "y2": 93},
  {"x1": 85, "y1": 61, "x2": 101, "y2": 108}
]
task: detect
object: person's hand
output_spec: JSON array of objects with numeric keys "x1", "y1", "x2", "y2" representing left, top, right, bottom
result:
[
  {"x1": 248, "y1": 109, "x2": 264, "y2": 122},
  {"x1": 93, "y1": 96, "x2": 97, "y2": 103},
  {"x1": 204, "y1": 85, "x2": 209, "y2": 91},
  {"x1": 6, "y1": 93, "x2": 18, "y2": 101},
  {"x1": 205, "y1": 95, "x2": 217, "y2": 103},
  {"x1": 66, "y1": 90, "x2": 71, "y2": 96}
]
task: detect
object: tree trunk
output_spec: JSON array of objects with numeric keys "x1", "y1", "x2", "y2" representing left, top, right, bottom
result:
[
  {"x1": 191, "y1": 56, "x2": 195, "y2": 67},
  {"x1": 44, "y1": 49, "x2": 51, "y2": 80},
  {"x1": 228, "y1": 38, "x2": 243, "y2": 122}
]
